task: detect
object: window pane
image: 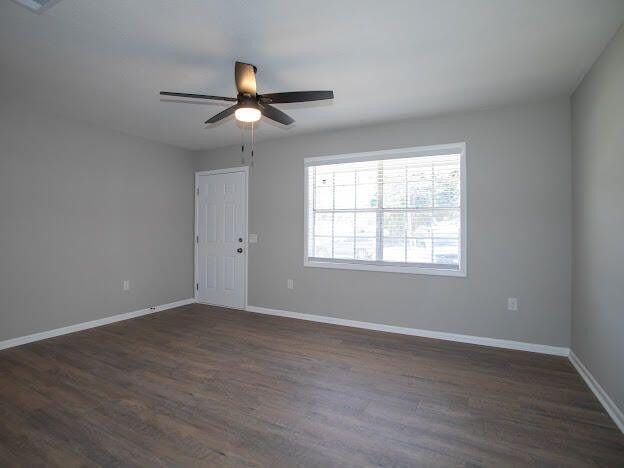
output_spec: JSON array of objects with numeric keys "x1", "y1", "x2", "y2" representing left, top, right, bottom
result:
[
  {"x1": 382, "y1": 162, "x2": 406, "y2": 183},
  {"x1": 313, "y1": 236, "x2": 332, "y2": 258},
  {"x1": 383, "y1": 237, "x2": 405, "y2": 262},
  {"x1": 356, "y1": 169, "x2": 377, "y2": 184},
  {"x1": 432, "y1": 209, "x2": 460, "y2": 237},
  {"x1": 434, "y1": 164, "x2": 460, "y2": 207},
  {"x1": 433, "y1": 238, "x2": 459, "y2": 264},
  {"x1": 356, "y1": 183, "x2": 378, "y2": 209},
  {"x1": 334, "y1": 170, "x2": 355, "y2": 186},
  {"x1": 407, "y1": 238, "x2": 432, "y2": 263},
  {"x1": 314, "y1": 213, "x2": 332, "y2": 236},
  {"x1": 407, "y1": 211, "x2": 433, "y2": 237},
  {"x1": 382, "y1": 183, "x2": 406, "y2": 208},
  {"x1": 407, "y1": 180, "x2": 433, "y2": 208},
  {"x1": 315, "y1": 167, "x2": 334, "y2": 183},
  {"x1": 355, "y1": 237, "x2": 376, "y2": 261},
  {"x1": 334, "y1": 185, "x2": 355, "y2": 209},
  {"x1": 315, "y1": 186, "x2": 333, "y2": 209},
  {"x1": 383, "y1": 212, "x2": 406, "y2": 237},
  {"x1": 407, "y1": 164, "x2": 432, "y2": 182},
  {"x1": 334, "y1": 237, "x2": 355, "y2": 259},
  {"x1": 356, "y1": 212, "x2": 376, "y2": 236},
  {"x1": 334, "y1": 212, "x2": 355, "y2": 237}
]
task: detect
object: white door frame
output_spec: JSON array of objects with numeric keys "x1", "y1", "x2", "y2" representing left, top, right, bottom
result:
[{"x1": 194, "y1": 167, "x2": 249, "y2": 309}]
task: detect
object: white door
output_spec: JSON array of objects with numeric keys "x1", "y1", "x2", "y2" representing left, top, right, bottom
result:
[{"x1": 195, "y1": 169, "x2": 247, "y2": 308}]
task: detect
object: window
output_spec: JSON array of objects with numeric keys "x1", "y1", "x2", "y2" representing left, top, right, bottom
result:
[{"x1": 304, "y1": 143, "x2": 466, "y2": 276}]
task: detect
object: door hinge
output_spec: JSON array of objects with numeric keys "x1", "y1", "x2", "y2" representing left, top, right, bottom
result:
[
  {"x1": 196, "y1": 283, "x2": 199, "y2": 291},
  {"x1": 196, "y1": 188, "x2": 199, "y2": 196},
  {"x1": 196, "y1": 235, "x2": 199, "y2": 243}
]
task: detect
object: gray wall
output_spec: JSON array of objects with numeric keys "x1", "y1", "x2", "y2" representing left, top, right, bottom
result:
[
  {"x1": 195, "y1": 98, "x2": 572, "y2": 347},
  {"x1": 0, "y1": 99, "x2": 195, "y2": 341},
  {"x1": 571, "y1": 26, "x2": 624, "y2": 411}
]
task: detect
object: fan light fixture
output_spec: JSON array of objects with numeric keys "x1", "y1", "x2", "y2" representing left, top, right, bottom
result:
[{"x1": 235, "y1": 106, "x2": 261, "y2": 123}]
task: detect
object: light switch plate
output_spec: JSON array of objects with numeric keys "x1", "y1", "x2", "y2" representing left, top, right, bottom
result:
[{"x1": 248, "y1": 234, "x2": 258, "y2": 243}]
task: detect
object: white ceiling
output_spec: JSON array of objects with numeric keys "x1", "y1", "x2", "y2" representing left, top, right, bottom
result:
[{"x1": 1, "y1": 0, "x2": 623, "y2": 150}]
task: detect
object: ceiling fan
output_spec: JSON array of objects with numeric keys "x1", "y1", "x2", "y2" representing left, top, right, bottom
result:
[{"x1": 160, "y1": 61, "x2": 334, "y2": 126}]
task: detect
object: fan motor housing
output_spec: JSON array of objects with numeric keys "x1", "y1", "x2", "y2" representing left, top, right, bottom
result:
[{"x1": 238, "y1": 94, "x2": 258, "y2": 107}]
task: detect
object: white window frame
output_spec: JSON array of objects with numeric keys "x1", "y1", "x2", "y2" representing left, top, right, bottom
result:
[{"x1": 303, "y1": 142, "x2": 467, "y2": 277}]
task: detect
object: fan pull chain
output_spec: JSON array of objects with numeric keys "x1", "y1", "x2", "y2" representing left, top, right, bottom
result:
[
  {"x1": 250, "y1": 121, "x2": 255, "y2": 167},
  {"x1": 240, "y1": 124, "x2": 246, "y2": 165}
]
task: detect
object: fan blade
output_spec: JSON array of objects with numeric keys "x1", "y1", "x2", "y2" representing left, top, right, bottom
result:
[
  {"x1": 235, "y1": 62, "x2": 257, "y2": 96},
  {"x1": 160, "y1": 91, "x2": 237, "y2": 102},
  {"x1": 259, "y1": 90, "x2": 334, "y2": 103},
  {"x1": 205, "y1": 104, "x2": 239, "y2": 124},
  {"x1": 259, "y1": 103, "x2": 294, "y2": 125}
]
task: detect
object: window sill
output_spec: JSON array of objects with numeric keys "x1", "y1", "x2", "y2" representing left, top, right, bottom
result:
[{"x1": 304, "y1": 260, "x2": 466, "y2": 277}]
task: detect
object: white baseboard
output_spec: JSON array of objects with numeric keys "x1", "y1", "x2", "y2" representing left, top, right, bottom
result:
[
  {"x1": 245, "y1": 305, "x2": 570, "y2": 356},
  {"x1": 569, "y1": 351, "x2": 624, "y2": 433},
  {"x1": 0, "y1": 298, "x2": 195, "y2": 351}
]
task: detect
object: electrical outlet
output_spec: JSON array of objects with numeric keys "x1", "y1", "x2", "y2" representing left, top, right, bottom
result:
[
  {"x1": 122, "y1": 280, "x2": 130, "y2": 291},
  {"x1": 507, "y1": 297, "x2": 518, "y2": 311},
  {"x1": 249, "y1": 234, "x2": 258, "y2": 243},
  {"x1": 287, "y1": 279, "x2": 294, "y2": 290}
]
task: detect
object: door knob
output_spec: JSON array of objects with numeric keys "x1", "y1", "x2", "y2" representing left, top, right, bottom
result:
[{"x1": 237, "y1": 247, "x2": 243, "y2": 253}]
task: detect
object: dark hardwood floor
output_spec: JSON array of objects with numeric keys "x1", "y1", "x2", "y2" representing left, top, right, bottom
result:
[{"x1": 1, "y1": 304, "x2": 622, "y2": 467}]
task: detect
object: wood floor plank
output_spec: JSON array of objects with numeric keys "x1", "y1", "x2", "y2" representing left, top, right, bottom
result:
[{"x1": 0, "y1": 304, "x2": 622, "y2": 467}]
